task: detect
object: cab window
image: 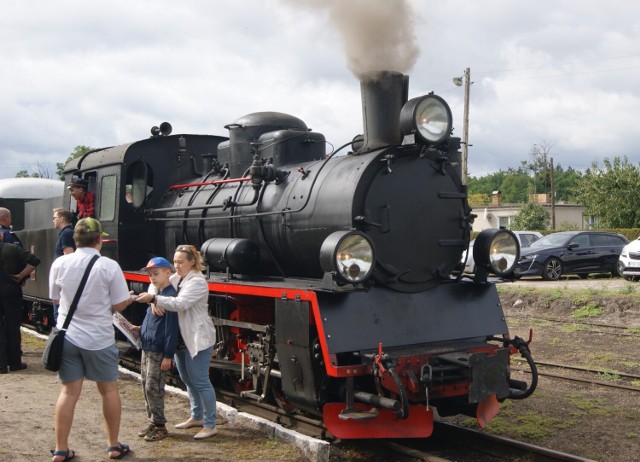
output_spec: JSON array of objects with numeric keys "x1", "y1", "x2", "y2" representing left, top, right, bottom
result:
[
  {"x1": 125, "y1": 161, "x2": 152, "y2": 208},
  {"x1": 100, "y1": 175, "x2": 117, "y2": 220}
]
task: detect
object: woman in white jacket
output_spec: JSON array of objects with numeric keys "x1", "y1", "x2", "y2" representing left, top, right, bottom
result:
[{"x1": 136, "y1": 245, "x2": 218, "y2": 440}]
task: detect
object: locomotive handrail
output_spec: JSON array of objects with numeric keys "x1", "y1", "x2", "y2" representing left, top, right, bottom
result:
[{"x1": 168, "y1": 177, "x2": 251, "y2": 190}]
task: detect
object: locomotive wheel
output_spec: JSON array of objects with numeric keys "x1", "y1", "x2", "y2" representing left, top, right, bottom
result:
[
  {"x1": 542, "y1": 257, "x2": 562, "y2": 281},
  {"x1": 228, "y1": 375, "x2": 253, "y2": 395},
  {"x1": 270, "y1": 379, "x2": 296, "y2": 413}
]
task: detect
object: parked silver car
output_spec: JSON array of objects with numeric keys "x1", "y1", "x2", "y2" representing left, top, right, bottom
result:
[{"x1": 462, "y1": 231, "x2": 542, "y2": 274}]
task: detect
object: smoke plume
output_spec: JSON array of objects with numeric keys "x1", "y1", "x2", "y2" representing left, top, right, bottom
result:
[{"x1": 284, "y1": 0, "x2": 420, "y2": 79}]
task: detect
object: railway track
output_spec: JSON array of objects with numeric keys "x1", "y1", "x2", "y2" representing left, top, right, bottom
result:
[
  {"x1": 508, "y1": 314, "x2": 640, "y2": 337},
  {"x1": 513, "y1": 358, "x2": 640, "y2": 392}
]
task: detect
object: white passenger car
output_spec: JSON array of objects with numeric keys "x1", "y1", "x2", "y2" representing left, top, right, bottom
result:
[
  {"x1": 462, "y1": 230, "x2": 542, "y2": 274},
  {"x1": 618, "y1": 236, "x2": 640, "y2": 281}
]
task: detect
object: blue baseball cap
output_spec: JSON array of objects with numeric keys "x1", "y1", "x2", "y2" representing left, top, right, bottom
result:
[{"x1": 141, "y1": 257, "x2": 174, "y2": 272}]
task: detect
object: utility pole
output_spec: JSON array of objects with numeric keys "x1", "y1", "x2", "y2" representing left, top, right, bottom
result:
[
  {"x1": 550, "y1": 157, "x2": 555, "y2": 230},
  {"x1": 461, "y1": 67, "x2": 470, "y2": 185},
  {"x1": 453, "y1": 67, "x2": 471, "y2": 184}
]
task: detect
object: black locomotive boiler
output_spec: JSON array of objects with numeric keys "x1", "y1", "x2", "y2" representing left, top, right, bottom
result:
[{"x1": 19, "y1": 71, "x2": 537, "y2": 439}]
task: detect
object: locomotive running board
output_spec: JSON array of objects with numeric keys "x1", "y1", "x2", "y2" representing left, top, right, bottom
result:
[{"x1": 323, "y1": 403, "x2": 433, "y2": 439}]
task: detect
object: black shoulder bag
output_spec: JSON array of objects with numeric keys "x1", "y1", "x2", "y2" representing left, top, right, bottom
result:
[{"x1": 42, "y1": 255, "x2": 100, "y2": 371}]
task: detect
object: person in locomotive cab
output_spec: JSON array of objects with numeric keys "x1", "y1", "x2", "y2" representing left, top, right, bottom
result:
[
  {"x1": 67, "y1": 177, "x2": 95, "y2": 219},
  {"x1": 49, "y1": 218, "x2": 134, "y2": 461},
  {"x1": 0, "y1": 231, "x2": 40, "y2": 374},
  {"x1": 133, "y1": 257, "x2": 179, "y2": 442},
  {"x1": 136, "y1": 244, "x2": 218, "y2": 440},
  {"x1": 52, "y1": 208, "x2": 76, "y2": 323},
  {"x1": 0, "y1": 207, "x2": 23, "y2": 247}
]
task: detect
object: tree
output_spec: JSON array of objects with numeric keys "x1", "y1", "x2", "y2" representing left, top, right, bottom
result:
[
  {"x1": 526, "y1": 142, "x2": 553, "y2": 195},
  {"x1": 467, "y1": 193, "x2": 491, "y2": 207},
  {"x1": 56, "y1": 145, "x2": 94, "y2": 180},
  {"x1": 510, "y1": 202, "x2": 549, "y2": 230},
  {"x1": 552, "y1": 164, "x2": 583, "y2": 203},
  {"x1": 577, "y1": 156, "x2": 640, "y2": 228},
  {"x1": 14, "y1": 161, "x2": 54, "y2": 179},
  {"x1": 499, "y1": 173, "x2": 532, "y2": 204}
]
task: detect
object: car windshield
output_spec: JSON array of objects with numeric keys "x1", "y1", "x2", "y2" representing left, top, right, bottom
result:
[{"x1": 530, "y1": 233, "x2": 573, "y2": 248}]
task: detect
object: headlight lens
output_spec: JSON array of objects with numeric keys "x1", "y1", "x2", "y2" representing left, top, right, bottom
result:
[
  {"x1": 399, "y1": 94, "x2": 452, "y2": 145},
  {"x1": 473, "y1": 229, "x2": 520, "y2": 277},
  {"x1": 319, "y1": 231, "x2": 375, "y2": 284}
]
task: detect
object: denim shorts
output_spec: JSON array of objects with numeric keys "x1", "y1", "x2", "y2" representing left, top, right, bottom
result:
[{"x1": 58, "y1": 339, "x2": 120, "y2": 383}]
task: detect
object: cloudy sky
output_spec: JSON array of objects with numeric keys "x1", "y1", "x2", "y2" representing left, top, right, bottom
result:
[{"x1": 2, "y1": 0, "x2": 639, "y2": 180}]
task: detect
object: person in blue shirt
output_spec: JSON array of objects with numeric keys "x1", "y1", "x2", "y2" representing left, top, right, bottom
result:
[
  {"x1": 135, "y1": 257, "x2": 179, "y2": 442},
  {"x1": 53, "y1": 208, "x2": 76, "y2": 258},
  {"x1": 0, "y1": 207, "x2": 22, "y2": 247}
]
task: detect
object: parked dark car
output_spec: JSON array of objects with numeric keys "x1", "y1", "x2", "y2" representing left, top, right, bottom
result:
[{"x1": 515, "y1": 231, "x2": 629, "y2": 280}]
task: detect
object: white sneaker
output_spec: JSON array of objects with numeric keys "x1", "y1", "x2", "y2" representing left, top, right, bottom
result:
[
  {"x1": 194, "y1": 427, "x2": 218, "y2": 440},
  {"x1": 175, "y1": 417, "x2": 205, "y2": 429}
]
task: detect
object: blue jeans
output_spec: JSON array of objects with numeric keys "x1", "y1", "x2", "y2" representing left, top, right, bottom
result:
[{"x1": 174, "y1": 346, "x2": 216, "y2": 428}]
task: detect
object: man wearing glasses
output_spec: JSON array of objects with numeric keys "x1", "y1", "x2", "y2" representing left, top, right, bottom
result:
[
  {"x1": 53, "y1": 208, "x2": 76, "y2": 258},
  {"x1": 52, "y1": 208, "x2": 76, "y2": 322}
]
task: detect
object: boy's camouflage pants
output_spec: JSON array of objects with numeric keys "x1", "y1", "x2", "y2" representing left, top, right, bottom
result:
[{"x1": 141, "y1": 350, "x2": 170, "y2": 425}]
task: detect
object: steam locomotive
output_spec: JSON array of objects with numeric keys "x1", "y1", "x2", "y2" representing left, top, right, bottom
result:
[{"x1": 18, "y1": 71, "x2": 537, "y2": 439}]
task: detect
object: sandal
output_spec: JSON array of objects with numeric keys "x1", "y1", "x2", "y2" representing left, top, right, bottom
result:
[
  {"x1": 106, "y1": 443, "x2": 131, "y2": 460},
  {"x1": 50, "y1": 449, "x2": 76, "y2": 462}
]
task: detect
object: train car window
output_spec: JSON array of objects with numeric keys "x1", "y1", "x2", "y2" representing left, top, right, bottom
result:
[
  {"x1": 100, "y1": 175, "x2": 117, "y2": 220},
  {"x1": 126, "y1": 161, "x2": 152, "y2": 208}
]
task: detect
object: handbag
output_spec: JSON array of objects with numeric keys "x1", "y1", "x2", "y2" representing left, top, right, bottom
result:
[{"x1": 42, "y1": 255, "x2": 100, "y2": 371}]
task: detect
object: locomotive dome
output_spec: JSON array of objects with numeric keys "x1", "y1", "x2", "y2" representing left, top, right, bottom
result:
[{"x1": 227, "y1": 111, "x2": 308, "y2": 132}]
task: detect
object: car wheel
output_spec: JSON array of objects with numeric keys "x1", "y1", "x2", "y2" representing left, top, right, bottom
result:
[
  {"x1": 542, "y1": 257, "x2": 562, "y2": 281},
  {"x1": 616, "y1": 260, "x2": 625, "y2": 278}
]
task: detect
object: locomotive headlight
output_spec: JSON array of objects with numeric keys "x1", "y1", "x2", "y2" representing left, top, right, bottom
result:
[
  {"x1": 473, "y1": 229, "x2": 520, "y2": 278},
  {"x1": 319, "y1": 231, "x2": 375, "y2": 285},
  {"x1": 399, "y1": 94, "x2": 452, "y2": 145}
]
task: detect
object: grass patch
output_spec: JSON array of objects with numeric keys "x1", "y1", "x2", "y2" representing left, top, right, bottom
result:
[
  {"x1": 628, "y1": 327, "x2": 640, "y2": 335},
  {"x1": 619, "y1": 360, "x2": 640, "y2": 369},
  {"x1": 566, "y1": 393, "x2": 617, "y2": 416},
  {"x1": 571, "y1": 294, "x2": 591, "y2": 306},
  {"x1": 460, "y1": 399, "x2": 574, "y2": 440},
  {"x1": 529, "y1": 318, "x2": 555, "y2": 327},
  {"x1": 618, "y1": 283, "x2": 638, "y2": 295},
  {"x1": 483, "y1": 412, "x2": 574, "y2": 440},
  {"x1": 570, "y1": 302, "x2": 604, "y2": 319},
  {"x1": 631, "y1": 380, "x2": 640, "y2": 387},
  {"x1": 560, "y1": 323, "x2": 588, "y2": 333},
  {"x1": 596, "y1": 370, "x2": 621, "y2": 382},
  {"x1": 587, "y1": 352, "x2": 615, "y2": 363}
]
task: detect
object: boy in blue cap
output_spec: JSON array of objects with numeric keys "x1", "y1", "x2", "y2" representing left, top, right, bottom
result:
[{"x1": 135, "y1": 257, "x2": 179, "y2": 442}]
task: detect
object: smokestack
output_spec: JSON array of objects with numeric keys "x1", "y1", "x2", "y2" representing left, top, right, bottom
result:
[{"x1": 359, "y1": 71, "x2": 408, "y2": 152}]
